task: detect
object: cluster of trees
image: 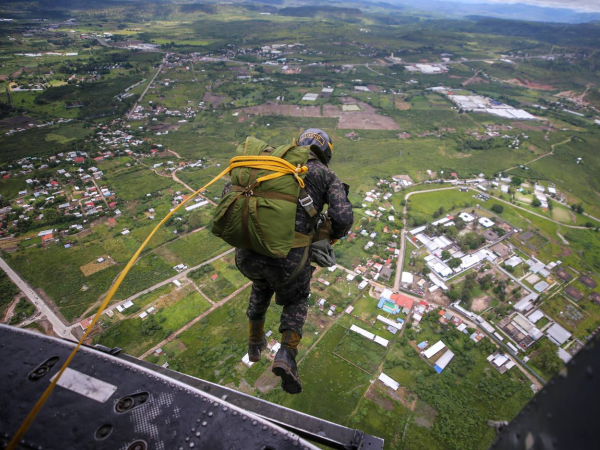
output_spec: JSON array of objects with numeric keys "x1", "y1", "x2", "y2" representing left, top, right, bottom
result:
[
  {"x1": 535, "y1": 342, "x2": 562, "y2": 375},
  {"x1": 447, "y1": 272, "x2": 477, "y2": 302},
  {"x1": 432, "y1": 206, "x2": 445, "y2": 219},
  {"x1": 459, "y1": 137, "x2": 505, "y2": 151},
  {"x1": 35, "y1": 74, "x2": 140, "y2": 120},
  {"x1": 0, "y1": 273, "x2": 19, "y2": 318},
  {"x1": 571, "y1": 203, "x2": 585, "y2": 214},
  {"x1": 9, "y1": 299, "x2": 36, "y2": 325},
  {"x1": 188, "y1": 264, "x2": 213, "y2": 280},
  {"x1": 457, "y1": 232, "x2": 486, "y2": 251},
  {"x1": 0, "y1": 101, "x2": 18, "y2": 120},
  {"x1": 510, "y1": 176, "x2": 523, "y2": 186}
]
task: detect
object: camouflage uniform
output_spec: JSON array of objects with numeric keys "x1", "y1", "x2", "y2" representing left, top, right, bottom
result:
[{"x1": 232, "y1": 157, "x2": 354, "y2": 336}]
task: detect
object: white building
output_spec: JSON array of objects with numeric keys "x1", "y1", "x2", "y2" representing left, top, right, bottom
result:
[{"x1": 422, "y1": 340, "x2": 446, "y2": 359}]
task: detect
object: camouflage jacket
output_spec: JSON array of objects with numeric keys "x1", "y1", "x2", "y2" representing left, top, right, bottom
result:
[{"x1": 296, "y1": 158, "x2": 353, "y2": 240}]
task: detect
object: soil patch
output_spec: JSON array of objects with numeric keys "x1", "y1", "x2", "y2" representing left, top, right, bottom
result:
[
  {"x1": 413, "y1": 400, "x2": 437, "y2": 429},
  {"x1": 511, "y1": 78, "x2": 554, "y2": 91},
  {"x1": 463, "y1": 77, "x2": 489, "y2": 86},
  {"x1": 148, "y1": 122, "x2": 180, "y2": 132},
  {"x1": 395, "y1": 96, "x2": 411, "y2": 111},
  {"x1": 365, "y1": 383, "x2": 395, "y2": 412},
  {"x1": 80, "y1": 256, "x2": 116, "y2": 276},
  {"x1": 511, "y1": 122, "x2": 551, "y2": 132},
  {"x1": 471, "y1": 295, "x2": 491, "y2": 312},
  {"x1": 202, "y1": 91, "x2": 225, "y2": 107},
  {"x1": 155, "y1": 286, "x2": 190, "y2": 309},
  {"x1": 426, "y1": 289, "x2": 449, "y2": 306},
  {"x1": 254, "y1": 366, "x2": 280, "y2": 393},
  {"x1": 238, "y1": 98, "x2": 400, "y2": 130}
]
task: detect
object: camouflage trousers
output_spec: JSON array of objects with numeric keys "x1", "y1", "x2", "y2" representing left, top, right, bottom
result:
[{"x1": 235, "y1": 248, "x2": 313, "y2": 336}]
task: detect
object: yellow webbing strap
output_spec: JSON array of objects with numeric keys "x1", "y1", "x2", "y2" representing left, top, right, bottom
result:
[
  {"x1": 229, "y1": 155, "x2": 308, "y2": 188},
  {"x1": 7, "y1": 154, "x2": 307, "y2": 449}
]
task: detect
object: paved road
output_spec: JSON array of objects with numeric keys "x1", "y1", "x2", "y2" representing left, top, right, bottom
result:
[
  {"x1": 127, "y1": 57, "x2": 165, "y2": 119},
  {"x1": 0, "y1": 257, "x2": 76, "y2": 340}
]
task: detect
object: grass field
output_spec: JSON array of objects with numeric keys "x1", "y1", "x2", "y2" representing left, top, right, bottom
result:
[
  {"x1": 334, "y1": 329, "x2": 388, "y2": 373},
  {"x1": 266, "y1": 323, "x2": 373, "y2": 425},
  {"x1": 164, "y1": 228, "x2": 230, "y2": 267},
  {"x1": 106, "y1": 168, "x2": 179, "y2": 201},
  {"x1": 94, "y1": 289, "x2": 211, "y2": 356},
  {"x1": 189, "y1": 253, "x2": 247, "y2": 301},
  {"x1": 405, "y1": 188, "x2": 475, "y2": 222},
  {"x1": 0, "y1": 122, "x2": 92, "y2": 163}
]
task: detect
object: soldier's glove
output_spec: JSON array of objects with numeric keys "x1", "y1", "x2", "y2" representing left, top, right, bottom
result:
[
  {"x1": 311, "y1": 240, "x2": 336, "y2": 268},
  {"x1": 313, "y1": 214, "x2": 333, "y2": 242}
]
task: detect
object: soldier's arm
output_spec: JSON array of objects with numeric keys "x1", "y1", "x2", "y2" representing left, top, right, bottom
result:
[
  {"x1": 325, "y1": 171, "x2": 353, "y2": 240},
  {"x1": 221, "y1": 181, "x2": 232, "y2": 197}
]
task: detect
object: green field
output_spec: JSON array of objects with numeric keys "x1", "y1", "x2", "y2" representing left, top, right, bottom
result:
[
  {"x1": 189, "y1": 252, "x2": 247, "y2": 301},
  {"x1": 334, "y1": 329, "x2": 388, "y2": 374},
  {"x1": 163, "y1": 228, "x2": 230, "y2": 267},
  {"x1": 95, "y1": 288, "x2": 211, "y2": 356}
]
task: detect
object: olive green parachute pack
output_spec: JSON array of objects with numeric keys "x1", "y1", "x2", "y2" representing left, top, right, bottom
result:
[{"x1": 211, "y1": 136, "x2": 318, "y2": 259}]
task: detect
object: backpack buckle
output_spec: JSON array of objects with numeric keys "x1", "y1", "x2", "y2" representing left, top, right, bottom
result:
[{"x1": 299, "y1": 195, "x2": 313, "y2": 208}]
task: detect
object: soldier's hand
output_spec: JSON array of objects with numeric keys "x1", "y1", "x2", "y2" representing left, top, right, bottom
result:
[{"x1": 330, "y1": 239, "x2": 339, "y2": 245}]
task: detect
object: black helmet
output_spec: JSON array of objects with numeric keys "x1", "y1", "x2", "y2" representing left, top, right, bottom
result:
[{"x1": 298, "y1": 128, "x2": 333, "y2": 165}]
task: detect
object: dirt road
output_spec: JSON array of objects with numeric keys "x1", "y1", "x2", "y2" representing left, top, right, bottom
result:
[{"x1": 140, "y1": 281, "x2": 252, "y2": 359}]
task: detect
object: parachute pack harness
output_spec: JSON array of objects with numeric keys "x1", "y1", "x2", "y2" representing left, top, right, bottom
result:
[{"x1": 6, "y1": 150, "x2": 309, "y2": 450}]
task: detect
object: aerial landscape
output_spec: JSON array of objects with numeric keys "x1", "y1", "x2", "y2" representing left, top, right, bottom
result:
[{"x1": 1, "y1": 0, "x2": 600, "y2": 448}]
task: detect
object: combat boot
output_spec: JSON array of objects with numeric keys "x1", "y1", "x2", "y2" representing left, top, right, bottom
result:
[
  {"x1": 272, "y1": 330, "x2": 302, "y2": 394},
  {"x1": 248, "y1": 320, "x2": 267, "y2": 362}
]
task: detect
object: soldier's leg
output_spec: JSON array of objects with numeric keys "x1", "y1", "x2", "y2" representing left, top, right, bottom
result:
[
  {"x1": 235, "y1": 251, "x2": 273, "y2": 362},
  {"x1": 276, "y1": 263, "x2": 312, "y2": 338},
  {"x1": 272, "y1": 264, "x2": 312, "y2": 394}
]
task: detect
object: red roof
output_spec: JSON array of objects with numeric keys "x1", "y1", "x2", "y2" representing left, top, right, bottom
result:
[
  {"x1": 108, "y1": 202, "x2": 117, "y2": 208},
  {"x1": 210, "y1": 274, "x2": 218, "y2": 281},
  {"x1": 74, "y1": 157, "x2": 84, "y2": 163},
  {"x1": 41, "y1": 234, "x2": 53, "y2": 242},
  {"x1": 419, "y1": 300, "x2": 428, "y2": 307},
  {"x1": 451, "y1": 172, "x2": 458, "y2": 178},
  {"x1": 390, "y1": 293, "x2": 414, "y2": 310},
  {"x1": 80, "y1": 316, "x2": 94, "y2": 330},
  {"x1": 108, "y1": 218, "x2": 116, "y2": 224},
  {"x1": 94, "y1": 156, "x2": 104, "y2": 161},
  {"x1": 2, "y1": 175, "x2": 9, "y2": 179},
  {"x1": 438, "y1": 310, "x2": 446, "y2": 316}
]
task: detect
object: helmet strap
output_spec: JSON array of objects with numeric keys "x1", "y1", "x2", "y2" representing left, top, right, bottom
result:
[{"x1": 308, "y1": 144, "x2": 329, "y2": 166}]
